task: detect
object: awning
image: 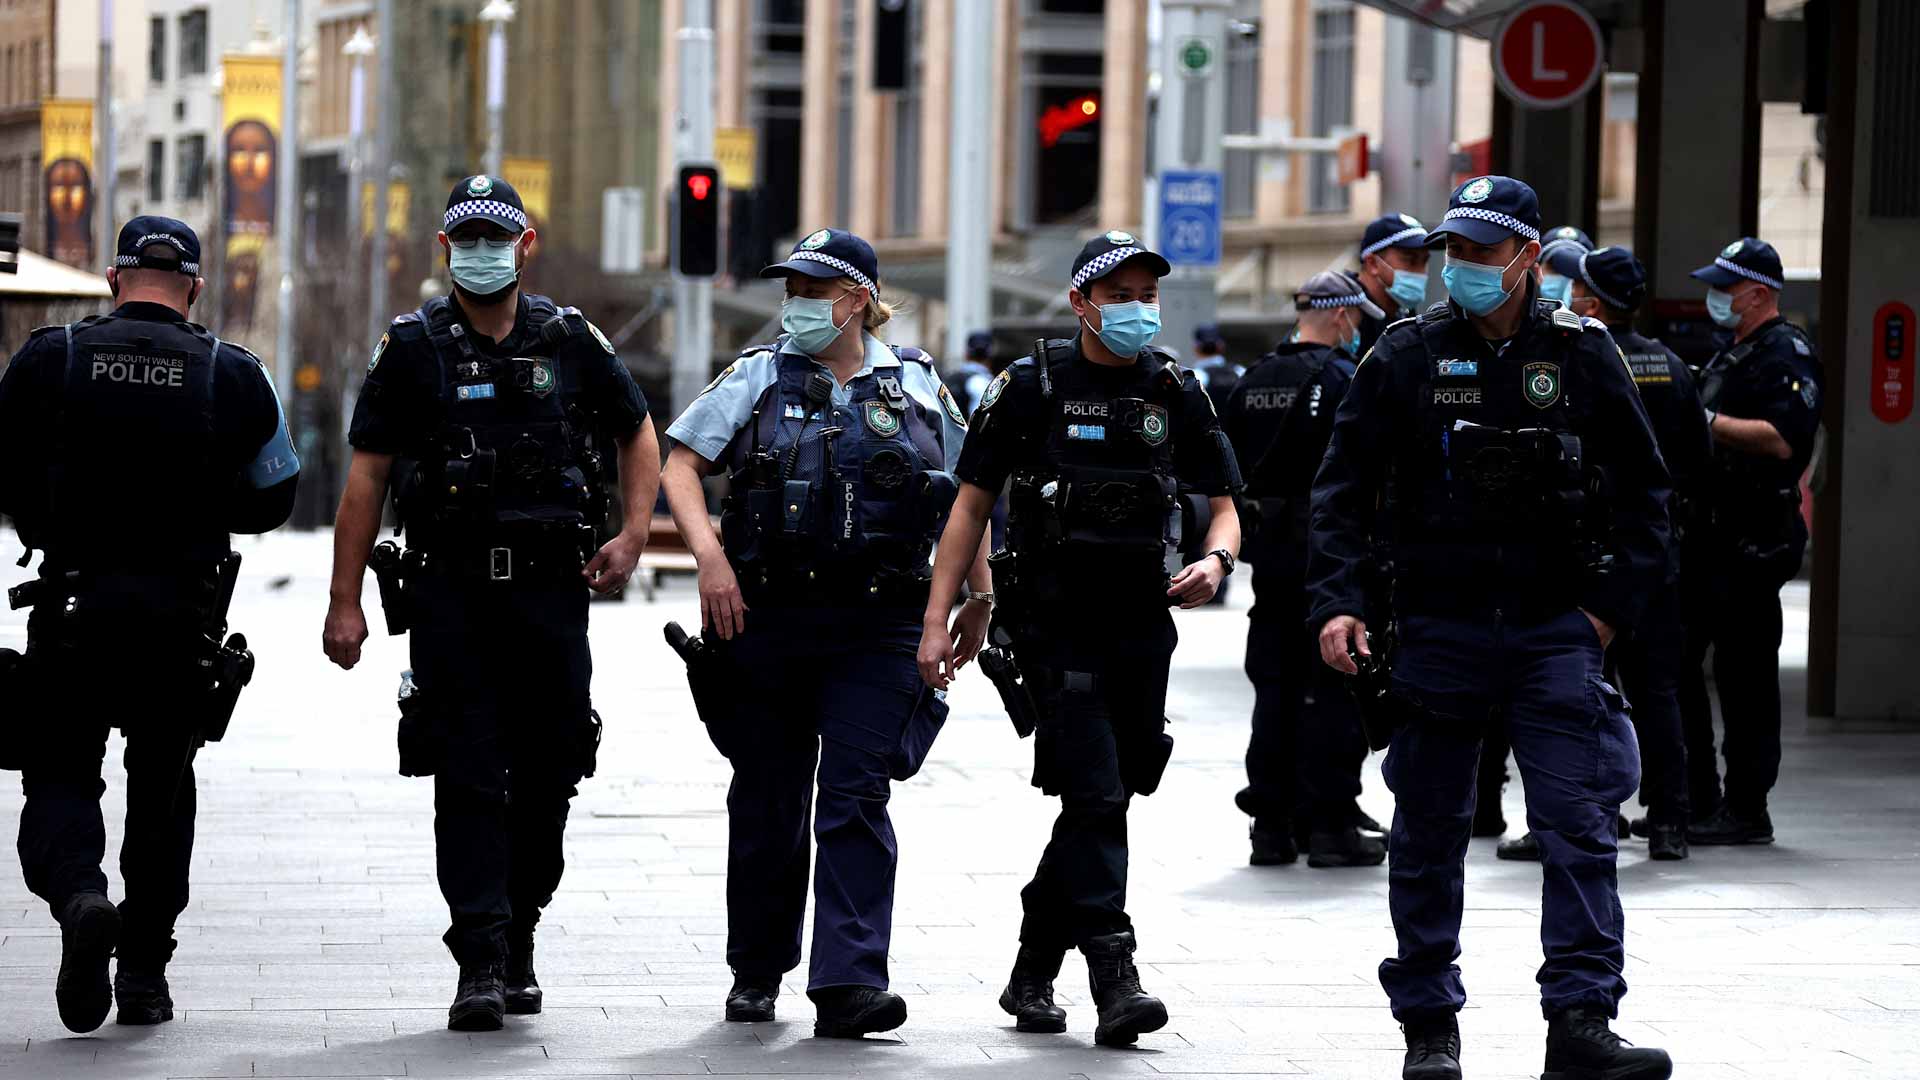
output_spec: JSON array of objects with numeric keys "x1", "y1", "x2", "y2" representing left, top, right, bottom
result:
[{"x1": 0, "y1": 249, "x2": 112, "y2": 300}]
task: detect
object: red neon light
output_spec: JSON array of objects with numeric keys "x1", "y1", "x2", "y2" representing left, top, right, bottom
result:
[{"x1": 1039, "y1": 96, "x2": 1100, "y2": 149}]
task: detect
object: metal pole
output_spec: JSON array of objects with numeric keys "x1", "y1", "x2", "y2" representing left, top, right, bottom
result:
[
  {"x1": 671, "y1": 0, "x2": 716, "y2": 418},
  {"x1": 274, "y1": 0, "x2": 301, "y2": 400},
  {"x1": 367, "y1": 0, "x2": 395, "y2": 352},
  {"x1": 1151, "y1": 0, "x2": 1226, "y2": 360},
  {"x1": 484, "y1": 18, "x2": 507, "y2": 176},
  {"x1": 944, "y1": 0, "x2": 994, "y2": 364},
  {"x1": 344, "y1": 38, "x2": 368, "y2": 258},
  {"x1": 97, "y1": 0, "x2": 115, "y2": 268}
]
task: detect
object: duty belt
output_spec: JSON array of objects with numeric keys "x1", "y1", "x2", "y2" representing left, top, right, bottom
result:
[
  {"x1": 737, "y1": 563, "x2": 932, "y2": 608},
  {"x1": 417, "y1": 540, "x2": 587, "y2": 583}
]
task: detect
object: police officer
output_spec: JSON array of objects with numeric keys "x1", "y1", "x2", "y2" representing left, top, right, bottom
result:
[
  {"x1": 1225, "y1": 272, "x2": 1384, "y2": 869},
  {"x1": 1354, "y1": 213, "x2": 1432, "y2": 355},
  {"x1": 920, "y1": 230, "x2": 1242, "y2": 1047},
  {"x1": 1190, "y1": 323, "x2": 1242, "y2": 414},
  {"x1": 661, "y1": 228, "x2": 981, "y2": 1038},
  {"x1": 1537, "y1": 225, "x2": 1596, "y2": 308},
  {"x1": 322, "y1": 176, "x2": 659, "y2": 1031},
  {"x1": 0, "y1": 216, "x2": 299, "y2": 1032},
  {"x1": 1310, "y1": 177, "x2": 1673, "y2": 1080},
  {"x1": 1499, "y1": 247, "x2": 1710, "y2": 864},
  {"x1": 947, "y1": 329, "x2": 997, "y2": 416},
  {"x1": 1681, "y1": 237, "x2": 1822, "y2": 846}
]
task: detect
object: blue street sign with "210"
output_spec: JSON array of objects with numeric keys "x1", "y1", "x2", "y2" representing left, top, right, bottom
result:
[{"x1": 1160, "y1": 170, "x2": 1222, "y2": 268}]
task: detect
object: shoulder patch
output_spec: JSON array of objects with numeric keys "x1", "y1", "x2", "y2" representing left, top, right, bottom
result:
[
  {"x1": 937, "y1": 383, "x2": 968, "y2": 428},
  {"x1": 1791, "y1": 334, "x2": 1811, "y2": 356},
  {"x1": 979, "y1": 367, "x2": 1012, "y2": 411},
  {"x1": 586, "y1": 320, "x2": 616, "y2": 355},
  {"x1": 27, "y1": 324, "x2": 63, "y2": 339},
  {"x1": 702, "y1": 361, "x2": 740, "y2": 395},
  {"x1": 392, "y1": 312, "x2": 423, "y2": 326},
  {"x1": 368, "y1": 332, "x2": 389, "y2": 374}
]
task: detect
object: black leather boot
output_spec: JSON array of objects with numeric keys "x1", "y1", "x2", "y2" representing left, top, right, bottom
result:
[
  {"x1": 1308, "y1": 825, "x2": 1387, "y2": 868},
  {"x1": 57, "y1": 892, "x2": 120, "y2": 1034},
  {"x1": 811, "y1": 985, "x2": 908, "y2": 1038},
  {"x1": 113, "y1": 967, "x2": 174, "y2": 1025},
  {"x1": 504, "y1": 932, "x2": 542, "y2": 1015},
  {"x1": 1647, "y1": 823, "x2": 1689, "y2": 861},
  {"x1": 1081, "y1": 931, "x2": 1167, "y2": 1047},
  {"x1": 997, "y1": 944, "x2": 1067, "y2": 1033},
  {"x1": 1497, "y1": 831, "x2": 1543, "y2": 861},
  {"x1": 448, "y1": 962, "x2": 506, "y2": 1031},
  {"x1": 1402, "y1": 1014, "x2": 1463, "y2": 1079},
  {"x1": 1250, "y1": 818, "x2": 1299, "y2": 866},
  {"x1": 724, "y1": 974, "x2": 780, "y2": 1022},
  {"x1": 1543, "y1": 1008, "x2": 1673, "y2": 1080}
]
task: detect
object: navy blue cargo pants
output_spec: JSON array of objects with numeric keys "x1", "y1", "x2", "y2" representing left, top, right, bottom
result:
[
  {"x1": 722, "y1": 607, "x2": 925, "y2": 994},
  {"x1": 1381, "y1": 608, "x2": 1640, "y2": 1022}
]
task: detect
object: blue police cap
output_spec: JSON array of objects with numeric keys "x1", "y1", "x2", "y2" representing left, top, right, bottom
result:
[
  {"x1": 1576, "y1": 246, "x2": 1648, "y2": 312},
  {"x1": 761, "y1": 227, "x2": 881, "y2": 300},
  {"x1": 1425, "y1": 175, "x2": 1543, "y2": 248},
  {"x1": 1193, "y1": 323, "x2": 1224, "y2": 347},
  {"x1": 966, "y1": 330, "x2": 994, "y2": 356},
  {"x1": 1360, "y1": 213, "x2": 1428, "y2": 259},
  {"x1": 1070, "y1": 229, "x2": 1171, "y2": 291},
  {"x1": 1539, "y1": 224, "x2": 1595, "y2": 277},
  {"x1": 1690, "y1": 237, "x2": 1784, "y2": 291},
  {"x1": 114, "y1": 215, "x2": 201, "y2": 276},
  {"x1": 444, "y1": 175, "x2": 529, "y2": 234}
]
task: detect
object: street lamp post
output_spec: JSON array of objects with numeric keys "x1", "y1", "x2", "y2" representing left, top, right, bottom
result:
[
  {"x1": 478, "y1": 0, "x2": 515, "y2": 178},
  {"x1": 343, "y1": 26, "x2": 374, "y2": 251}
]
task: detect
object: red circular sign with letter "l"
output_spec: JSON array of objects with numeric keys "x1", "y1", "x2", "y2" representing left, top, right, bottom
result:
[{"x1": 1494, "y1": 0, "x2": 1605, "y2": 109}]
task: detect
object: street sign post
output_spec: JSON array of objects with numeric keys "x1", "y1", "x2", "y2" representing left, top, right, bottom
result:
[
  {"x1": 1492, "y1": 0, "x2": 1604, "y2": 110},
  {"x1": 1159, "y1": 170, "x2": 1222, "y2": 268}
]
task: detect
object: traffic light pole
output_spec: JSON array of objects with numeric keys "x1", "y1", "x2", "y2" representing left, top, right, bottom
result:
[
  {"x1": 671, "y1": 0, "x2": 716, "y2": 418},
  {"x1": 1150, "y1": 0, "x2": 1227, "y2": 362}
]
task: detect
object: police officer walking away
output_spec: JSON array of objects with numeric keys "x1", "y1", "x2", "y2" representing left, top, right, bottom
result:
[
  {"x1": 921, "y1": 230, "x2": 1242, "y2": 1047},
  {"x1": 1499, "y1": 248, "x2": 1709, "y2": 863},
  {"x1": 1353, "y1": 213, "x2": 1432, "y2": 355},
  {"x1": 1682, "y1": 237, "x2": 1822, "y2": 846},
  {"x1": 0, "y1": 216, "x2": 299, "y2": 1031},
  {"x1": 1310, "y1": 177, "x2": 1673, "y2": 1080},
  {"x1": 947, "y1": 329, "x2": 998, "y2": 415},
  {"x1": 660, "y1": 228, "x2": 982, "y2": 1038},
  {"x1": 322, "y1": 176, "x2": 659, "y2": 1031},
  {"x1": 1224, "y1": 272, "x2": 1384, "y2": 869},
  {"x1": 1189, "y1": 323, "x2": 1242, "y2": 414}
]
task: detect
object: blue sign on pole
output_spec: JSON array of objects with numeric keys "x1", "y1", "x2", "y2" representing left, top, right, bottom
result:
[{"x1": 1159, "y1": 170, "x2": 1222, "y2": 268}]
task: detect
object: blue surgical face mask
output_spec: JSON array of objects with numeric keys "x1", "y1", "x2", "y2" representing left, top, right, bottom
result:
[
  {"x1": 1442, "y1": 248, "x2": 1527, "y2": 317},
  {"x1": 1386, "y1": 269, "x2": 1428, "y2": 312},
  {"x1": 1085, "y1": 300, "x2": 1162, "y2": 356},
  {"x1": 1705, "y1": 287, "x2": 1741, "y2": 329},
  {"x1": 1539, "y1": 272, "x2": 1573, "y2": 307},
  {"x1": 1346, "y1": 322, "x2": 1363, "y2": 355},
  {"x1": 448, "y1": 237, "x2": 520, "y2": 298},
  {"x1": 782, "y1": 292, "x2": 857, "y2": 355}
]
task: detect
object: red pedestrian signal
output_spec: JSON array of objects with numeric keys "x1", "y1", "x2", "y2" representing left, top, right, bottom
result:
[{"x1": 675, "y1": 164, "x2": 721, "y2": 277}]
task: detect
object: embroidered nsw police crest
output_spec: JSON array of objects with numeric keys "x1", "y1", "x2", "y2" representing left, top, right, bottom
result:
[
  {"x1": 1461, "y1": 178, "x2": 1494, "y2": 203},
  {"x1": 980, "y1": 368, "x2": 1010, "y2": 411},
  {"x1": 937, "y1": 384, "x2": 968, "y2": 428},
  {"x1": 469, "y1": 176, "x2": 494, "y2": 197},
  {"x1": 801, "y1": 229, "x2": 832, "y2": 250},
  {"x1": 1139, "y1": 404, "x2": 1169, "y2": 446},
  {"x1": 527, "y1": 360, "x2": 556, "y2": 398},
  {"x1": 1523, "y1": 362, "x2": 1561, "y2": 408},
  {"x1": 703, "y1": 362, "x2": 738, "y2": 395},
  {"x1": 368, "y1": 332, "x2": 389, "y2": 374},
  {"x1": 864, "y1": 400, "x2": 902, "y2": 437},
  {"x1": 587, "y1": 321, "x2": 615, "y2": 354},
  {"x1": 1722, "y1": 240, "x2": 1743, "y2": 258}
]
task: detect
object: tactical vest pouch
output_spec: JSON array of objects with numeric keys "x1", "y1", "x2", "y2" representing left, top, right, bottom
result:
[
  {"x1": 781, "y1": 479, "x2": 815, "y2": 534},
  {"x1": 1059, "y1": 468, "x2": 1173, "y2": 550},
  {"x1": 571, "y1": 708, "x2": 605, "y2": 780},
  {"x1": 1120, "y1": 723, "x2": 1175, "y2": 797},
  {"x1": 396, "y1": 682, "x2": 443, "y2": 777}
]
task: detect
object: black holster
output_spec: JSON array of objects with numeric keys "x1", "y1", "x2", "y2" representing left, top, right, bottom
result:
[
  {"x1": 665, "y1": 622, "x2": 742, "y2": 759},
  {"x1": 368, "y1": 541, "x2": 415, "y2": 635},
  {"x1": 397, "y1": 681, "x2": 442, "y2": 777},
  {"x1": 979, "y1": 634, "x2": 1041, "y2": 739},
  {"x1": 196, "y1": 632, "x2": 254, "y2": 744},
  {"x1": 1346, "y1": 629, "x2": 1414, "y2": 752}
]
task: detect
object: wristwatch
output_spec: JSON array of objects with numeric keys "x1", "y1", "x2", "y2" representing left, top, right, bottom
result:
[
  {"x1": 1206, "y1": 549, "x2": 1237, "y2": 576},
  {"x1": 964, "y1": 590, "x2": 995, "y2": 606}
]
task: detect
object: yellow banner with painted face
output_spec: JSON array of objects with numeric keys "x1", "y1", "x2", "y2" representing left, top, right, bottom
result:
[
  {"x1": 222, "y1": 54, "x2": 282, "y2": 240},
  {"x1": 40, "y1": 99, "x2": 94, "y2": 267}
]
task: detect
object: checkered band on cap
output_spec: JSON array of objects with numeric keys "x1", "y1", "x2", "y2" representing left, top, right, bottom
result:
[
  {"x1": 443, "y1": 200, "x2": 529, "y2": 230},
  {"x1": 1576, "y1": 254, "x2": 1629, "y2": 311},
  {"x1": 1301, "y1": 292, "x2": 1369, "y2": 311},
  {"x1": 1361, "y1": 226, "x2": 1426, "y2": 259},
  {"x1": 1073, "y1": 247, "x2": 1149, "y2": 291},
  {"x1": 1441, "y1": 206, "x2": 1541, "y2": 243},
  {"x1": 783, "y1": 250, "x2": 878, "y2": 298},
  {"x1": 1713, "y1": 256, "x2": 1783, "y2": 290},
  {"x1": 115, "y1": 253, "x2": 202, "y2": 275}
]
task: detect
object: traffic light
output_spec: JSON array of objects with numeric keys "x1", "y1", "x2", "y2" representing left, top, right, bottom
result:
[
  {"x1": 674, "y1": 164, "x2": 721, "y2": 278},
  {"x1": 0, "y1": 212, "x2": 20, "y2": 274}
]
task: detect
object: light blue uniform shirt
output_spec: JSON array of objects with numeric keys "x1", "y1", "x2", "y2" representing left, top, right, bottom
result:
[{"x1": 667, "y1": 332, "x2": 968, "y2": 472}]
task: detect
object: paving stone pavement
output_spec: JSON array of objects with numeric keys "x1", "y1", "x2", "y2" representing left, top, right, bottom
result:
[{"x1": 1, "y1": 531, "x2": 1915, "y2": 1079}]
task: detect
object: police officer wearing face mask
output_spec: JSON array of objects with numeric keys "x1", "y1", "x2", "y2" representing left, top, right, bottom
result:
[
  {"x1": 1354, "y1": 213, "x2": 1433, "y2": 355},
  {"x1": 0, "y1": 216, "x2": 299, "y2": 1032},
  {"x1": 661, "y1": 227, "x2": 981, "y2": 1038},
  {"x1": 323, "y1": 176, "x2": 660, "y2": 1032},
  {"x1": 1310, "y1": 176, "x2": 1673, "y2": 1080},
  {"x1": 1225, "y1": 271, "x2": 1386, "y2": 870},
  {"x1": 1680, "y1": 237, "x2": 1821, "y2": 847},
  {"x1": 1536, "y1": 225, "x2": 1596, "y2": 309},
  {"x1": 921, "y1": 230, "x2": 1242, "y2": 1048},
  {"x1": 1500, "y1": 247, "x2": 1710, "y2": 864}
]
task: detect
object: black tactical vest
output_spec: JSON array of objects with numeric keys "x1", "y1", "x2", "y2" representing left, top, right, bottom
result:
[
  {"x1": 719, "y1": 341, "x2": 957, "y2": 590},
  {"x1": 1004, "y1": 340, "x2": 1185, "y2": 574},
  {"x1": 395, "y1": 295, "x2": 608, "y2": 552},
  {"x1": 46, "y1": 313, "x2": 227, "y2": 570}
]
